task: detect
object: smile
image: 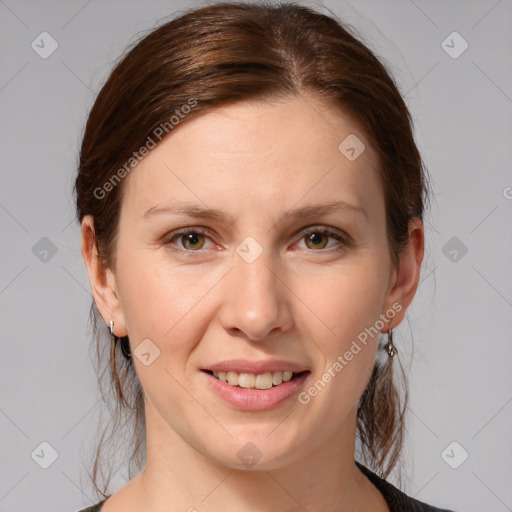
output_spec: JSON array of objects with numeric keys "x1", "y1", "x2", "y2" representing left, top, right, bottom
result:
[
  {"x1": 200, "y1": 369, "x2": 311, "y2": 411},
  {"x1": 203, "y1": 369, "x2": 305, "y2": 389}
]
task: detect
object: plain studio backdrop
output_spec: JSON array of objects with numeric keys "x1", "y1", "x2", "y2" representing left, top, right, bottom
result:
[{"x1": 0, "y1": 1, "x2": 511, "y2": 511}]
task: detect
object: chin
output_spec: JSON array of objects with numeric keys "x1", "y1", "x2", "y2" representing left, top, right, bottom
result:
[{"x1": 199, "y1": 431, "x2": 305, "y2": 471}]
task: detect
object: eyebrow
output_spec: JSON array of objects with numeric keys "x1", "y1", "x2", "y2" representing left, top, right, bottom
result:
[{"x1": 142, "y1": 200, "x2": 368, "y2": 224}]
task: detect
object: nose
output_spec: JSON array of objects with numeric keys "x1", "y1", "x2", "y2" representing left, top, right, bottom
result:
[{"x1": 218, "y1": 247, "x2": 294, "y2": 342}]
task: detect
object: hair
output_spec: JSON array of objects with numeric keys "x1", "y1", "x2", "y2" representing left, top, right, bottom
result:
[{"x1": 74, "y1": 0, "x2": 429, "y2": 497}]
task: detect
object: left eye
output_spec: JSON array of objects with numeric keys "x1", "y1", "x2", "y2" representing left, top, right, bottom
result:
[
  {"x1": 164, "y1": 227, "x2": 347, "y2": 253},
  {"x1": 296, "y1": 229, "x2": 346, "y2": 250}
]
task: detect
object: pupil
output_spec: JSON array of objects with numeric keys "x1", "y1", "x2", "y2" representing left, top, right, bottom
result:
[
  {"x1": 307, "y1": 232, "x2": 327, "y2": 250},
  {"x1": 185, "y1": 233, "x2": 202, "y2": 249},
  {"x1": 310, "y1": 233, "x2": 322, "y2": 245}
]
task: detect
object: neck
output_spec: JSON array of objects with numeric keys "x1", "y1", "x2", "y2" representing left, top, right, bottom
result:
[{"x1": 111, "y1": 402, "x2": 376, "y2": 512}]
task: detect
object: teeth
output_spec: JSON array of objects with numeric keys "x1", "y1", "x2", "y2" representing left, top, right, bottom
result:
[
  {"x1": 255, "y1": 372, "x2": 273, "y2": 389},
  {"x1": 209, "y1": 370, "x2": 300, "y2": 389},
  {"x1": 238, "y1": 373, "x2": 256, "y2": 388},
  {"x1": 227, "y1": 371, "x2": 239, "y2": 386}
]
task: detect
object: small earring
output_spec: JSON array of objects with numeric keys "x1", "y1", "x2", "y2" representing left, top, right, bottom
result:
[
  {"x1": 386, "y1": 328, "x2": 396, "y2": 358},
  {"x1": 109, "y1": 319, "x2": 114, "y2": 336}
]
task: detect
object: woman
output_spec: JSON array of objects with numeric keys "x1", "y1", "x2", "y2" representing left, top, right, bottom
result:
[{"x1": 75, "y1": 1, "x2": 456, "y2": 511}]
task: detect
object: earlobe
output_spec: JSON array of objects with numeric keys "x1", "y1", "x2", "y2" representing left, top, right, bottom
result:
[
  {"x1": 382, "y1": 217, "x2": 424, "y2": 329},
  {"x1": 80, "y1": 215, "x2": 128, "y2": 336}
]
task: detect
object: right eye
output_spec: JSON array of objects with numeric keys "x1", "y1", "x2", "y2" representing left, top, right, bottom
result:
[{"x1": 164, "y1": 227, "x2": 217, "y2": 253}]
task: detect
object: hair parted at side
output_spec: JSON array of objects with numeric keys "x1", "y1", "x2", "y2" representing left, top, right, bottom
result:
[{"x1": 74, "y1": 0, "x2": 429, "y2": 497}]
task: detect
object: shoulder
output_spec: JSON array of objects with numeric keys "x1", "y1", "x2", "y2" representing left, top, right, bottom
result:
[
  {"x1": 355, "y1": 461, "x2": 458, "y2": 512},
  {"x1": 75, "y1": 506, "x2": 100, "y2": 512},
  {"x1": 75, "y1": 497, "x2": 108, "y2": 512}
]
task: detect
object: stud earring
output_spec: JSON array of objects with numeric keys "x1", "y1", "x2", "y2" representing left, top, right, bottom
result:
[{"x1": 109, "y1": 319, "x2": 114, "y2": 336}]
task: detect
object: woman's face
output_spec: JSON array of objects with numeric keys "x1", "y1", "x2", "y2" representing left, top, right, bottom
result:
[{"x1": 84, "y1": 95, "x2": 421, "y2": 470}]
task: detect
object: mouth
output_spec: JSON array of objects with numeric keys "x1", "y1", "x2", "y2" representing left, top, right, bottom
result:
[
  {"x1": 201, "y1": 369, "x2": 309, "y2": 390},
  {"x1": 201, "y1": 368, "x2": 311, "y2": 410}
]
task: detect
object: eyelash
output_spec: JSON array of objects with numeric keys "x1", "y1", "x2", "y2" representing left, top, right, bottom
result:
[{"x1": 163, "y1": 226, "x2": 350, "y2": 255}]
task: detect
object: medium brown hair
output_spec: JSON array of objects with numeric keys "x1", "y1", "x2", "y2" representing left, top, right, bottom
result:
[{"x1": 74, "y1": 0, "x2": 429, "y2": 497}]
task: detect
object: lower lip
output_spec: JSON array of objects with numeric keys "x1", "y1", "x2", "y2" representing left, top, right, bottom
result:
[{"x1": 201, "y1": 371, "x2": 310, "y2": 411}]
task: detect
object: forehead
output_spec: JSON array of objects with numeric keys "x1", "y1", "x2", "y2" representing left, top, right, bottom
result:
[{"x1": 120, "y1": 95, "x2": 383, "y2": 222}]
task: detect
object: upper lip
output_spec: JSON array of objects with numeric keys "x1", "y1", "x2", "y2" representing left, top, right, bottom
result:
[{"x1": 203, "y1": 359, "x2": 309, "y2": 374}]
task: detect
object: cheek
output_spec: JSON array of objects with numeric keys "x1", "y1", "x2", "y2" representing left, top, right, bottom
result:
[
  {"x1": 116, "y1": 250, "x2": 222, "y2": 358},
  {"x1": 116, "y1": 262, "x2": 209, "y2": 404},
  {"x1": 115, "y1": 251, "x2": 171, "y2": 335},
  {"x1": 294, "y1": 256, "x2": 387, "y2": 345},
  {"x1": 293, "y1": 257, "x2": 386, "y2": 400}
]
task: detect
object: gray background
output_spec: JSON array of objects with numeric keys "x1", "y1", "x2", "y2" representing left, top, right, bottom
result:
[{"x1": 1, "y1": 0, "x2": 511, "y2": 511}]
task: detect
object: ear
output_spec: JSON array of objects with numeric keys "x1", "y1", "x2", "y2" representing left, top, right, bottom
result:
[
  {"x1": 381, "y1": 217, "x2": 424, "y2": 329},
  {"x1": 80, "y1": 215, "x2": 128, "y2": 337}
]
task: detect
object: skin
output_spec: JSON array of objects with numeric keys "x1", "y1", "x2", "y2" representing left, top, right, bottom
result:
[{"x1": 81, "y1": 94, "x2": 423, "y2": 512}]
